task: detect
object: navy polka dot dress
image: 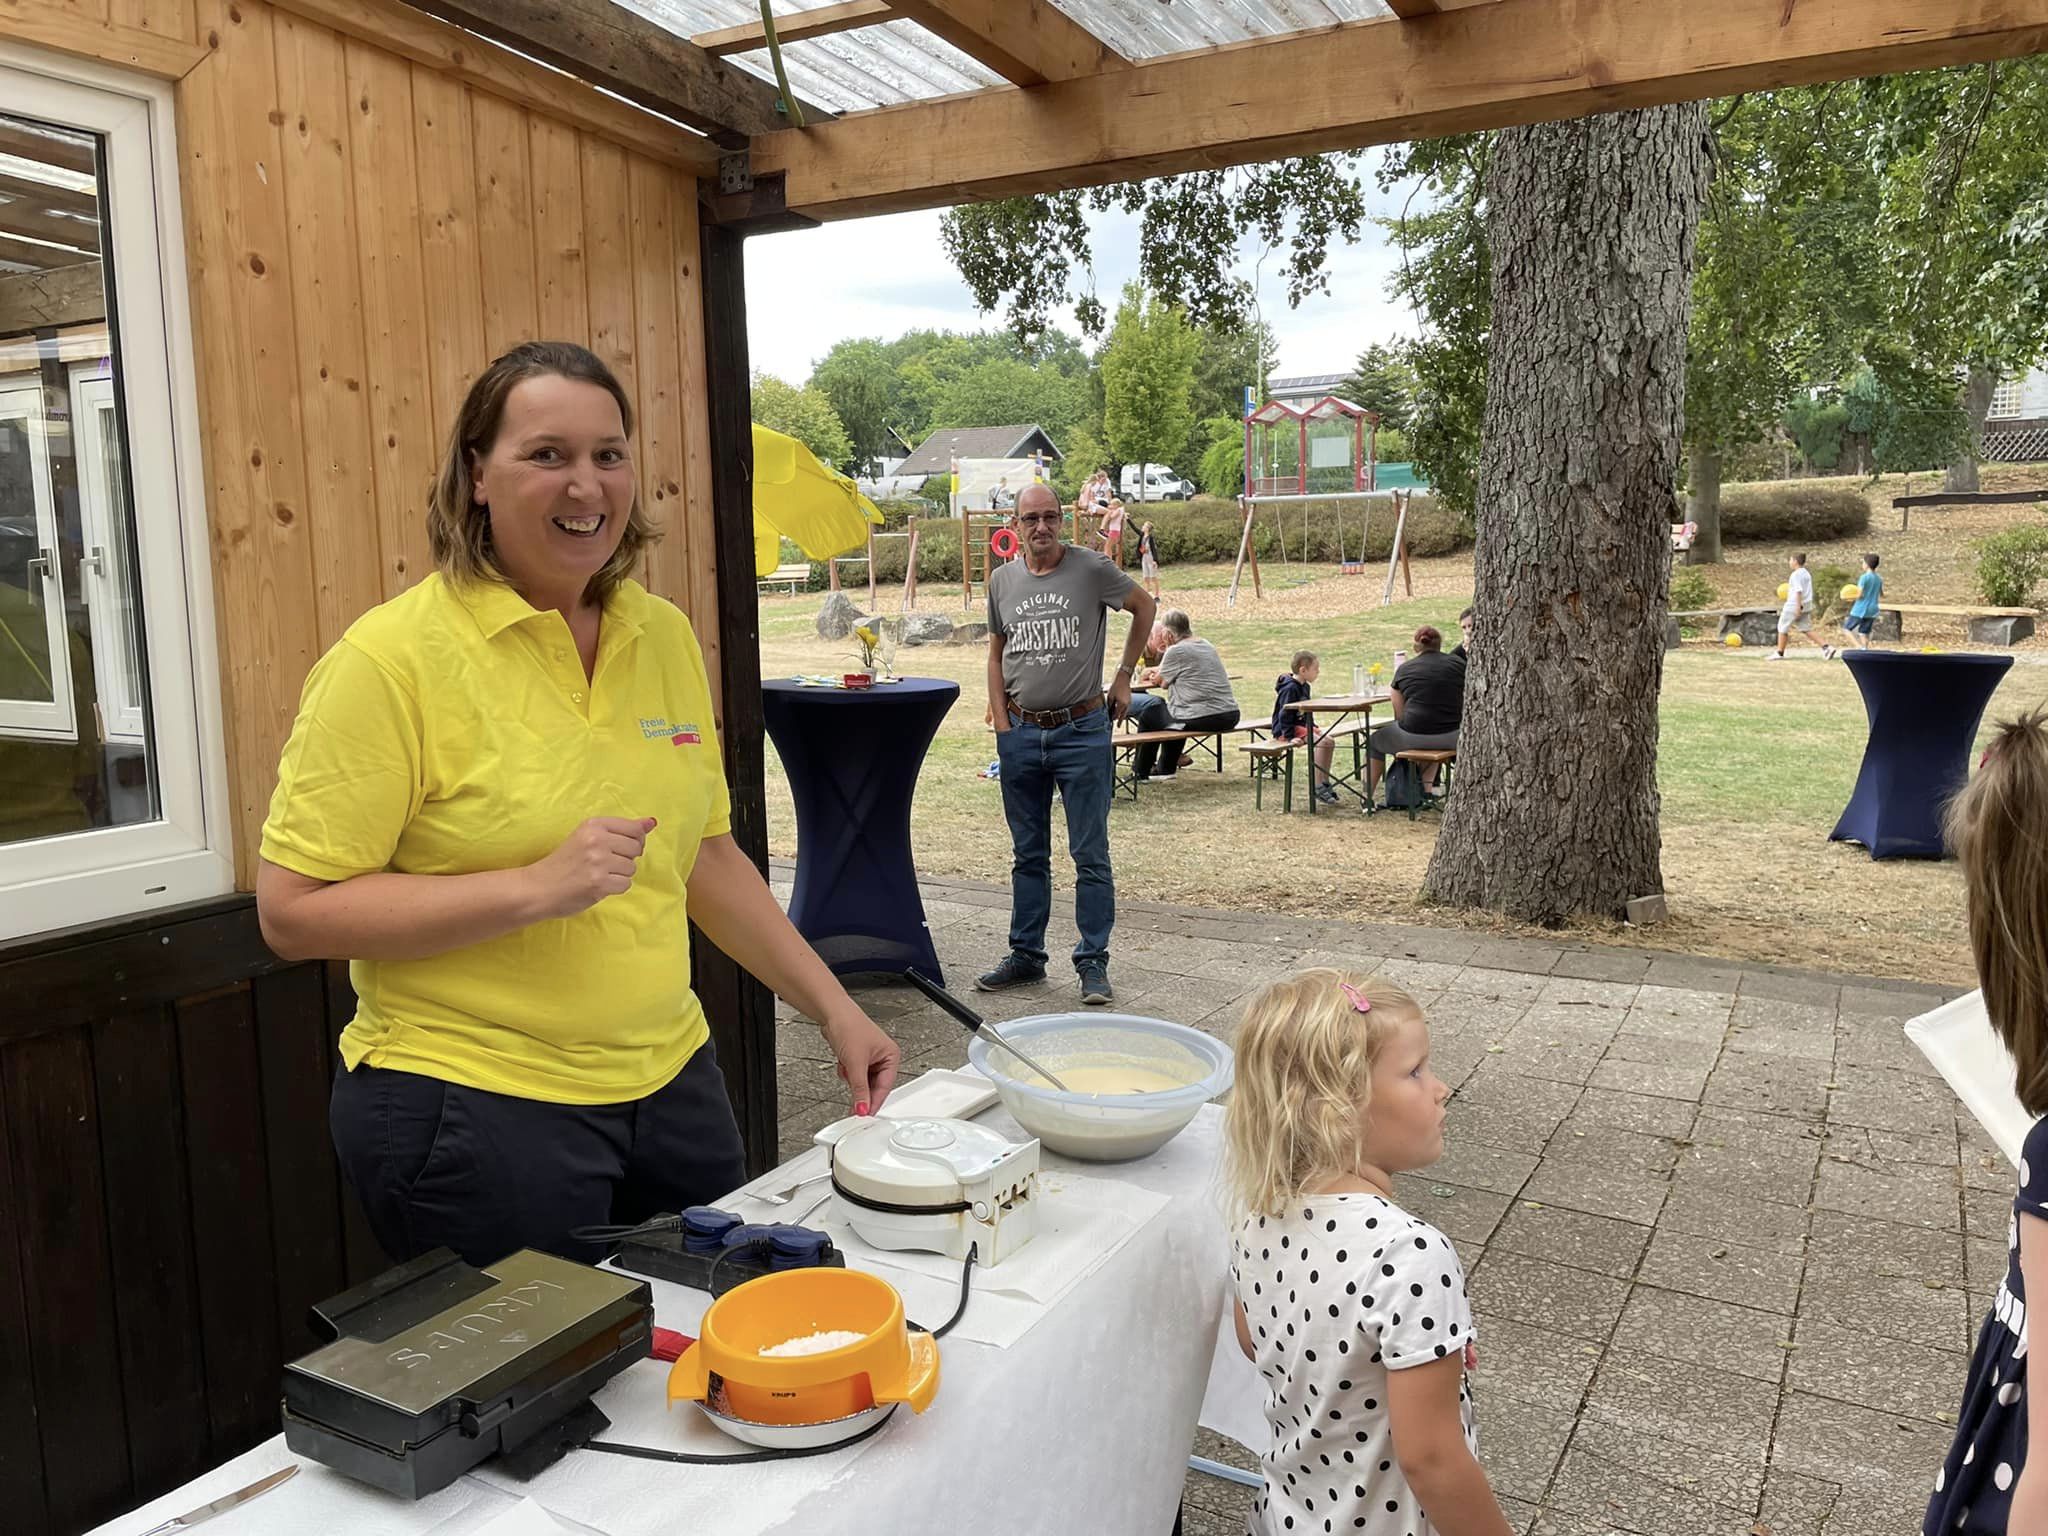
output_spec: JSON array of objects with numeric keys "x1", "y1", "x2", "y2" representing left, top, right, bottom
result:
[
  {"x1": 1230, "y1": 1193, "x2": 1476, "y2": 1536},
  {"x1": 1925, "y1": 1114, "x2": 2048, "y2": 1534}
]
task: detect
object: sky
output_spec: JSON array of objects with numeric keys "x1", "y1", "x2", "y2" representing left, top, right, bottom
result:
[{"x1": 743, "y1": 154, "x2": 1428, "y2": 387}]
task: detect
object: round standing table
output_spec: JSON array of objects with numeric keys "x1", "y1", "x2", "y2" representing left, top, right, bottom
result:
[
  {"x1": 762, "y1": 677, "x2": 960, "y2": 979},
  {"x1": 1831, "y1": 650, "x2": 2012, "y2": 859}
]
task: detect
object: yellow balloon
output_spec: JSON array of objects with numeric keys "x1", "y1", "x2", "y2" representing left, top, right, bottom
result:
[
  {"x1": 1777, "y1": 582, "x2": 1790, "y2": 600},
  {"x1": 1921, "y1": 645, "x2": 1942, "y2": 654},
  {"x1": 1840, "y1": 584, "x2": 1861, "y2": 602},
  {"x1": 1723, "y1": 632, "x2": 1743, "y2": 648}
]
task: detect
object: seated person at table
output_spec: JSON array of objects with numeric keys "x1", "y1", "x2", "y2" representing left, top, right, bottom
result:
[
  {"x1": 1452, "y1": 605, "x2": 1473, "y2": 659},
  {"x1": 1129, "y1": 609, "x2": 1239, "y2": 781},
  {"x1": 1367, "y1": 625, "x2": 1464, "y2": 800},
  {"x1": 1225, "y1": 970, "x2": 1513, "y2": 1536},
  {"x1": 1272, "y1": 650, "x2": 1340, "y2": 806}
]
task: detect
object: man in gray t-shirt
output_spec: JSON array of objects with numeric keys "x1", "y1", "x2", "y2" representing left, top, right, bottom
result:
[
  {"x1": 1128, "y1": 611, "x2": 1242, "y2": 781},
  {"x1": 980, "y1": 484, "x2": 1155, "y2": 1006}
]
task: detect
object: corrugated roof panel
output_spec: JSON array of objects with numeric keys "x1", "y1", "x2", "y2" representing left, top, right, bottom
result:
[{"x1": 619, "y1": 0, "x2": 1401, "y2": 113}]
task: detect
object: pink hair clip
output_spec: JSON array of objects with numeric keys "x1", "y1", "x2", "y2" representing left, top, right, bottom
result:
[{"x1": 1340, "y1": 983, "x2": 1373, "y2": 1014}]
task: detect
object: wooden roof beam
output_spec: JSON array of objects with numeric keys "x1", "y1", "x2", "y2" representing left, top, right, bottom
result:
[
  {"x1": 696, "y1": 2, "x2": 895, "y2": 57},
  {"x1": 397, "y1": 0, "x2": 826, "y2": 146},
  {"x1": 0, "y1": 233, "x2": 97, "y2": 272},
  {"x1": 753, "y1": 0, "x2": 2048, "y2": 220},
  {"x1": 1384, "y1": 1, "x2": 1444, "y2": 16},
  {"x1": 890, "y1": 0, "x2": 1127, "y2": 86},
  {"x1": 0, "y1": 263, "x2": 105, "y2": 334}
]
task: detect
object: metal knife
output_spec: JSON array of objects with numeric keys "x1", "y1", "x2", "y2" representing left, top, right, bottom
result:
[{"x1": 136, "y1": 1465, "x2": 298, "y2": 1535}]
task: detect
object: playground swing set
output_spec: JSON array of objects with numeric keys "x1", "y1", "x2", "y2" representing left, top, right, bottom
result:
[{"x1": 1227, "y1": 394, "x2": 1416, "y2": 607}]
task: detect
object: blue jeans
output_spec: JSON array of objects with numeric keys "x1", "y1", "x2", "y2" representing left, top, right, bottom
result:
[{"x1": 996, "y1": 706, "x2": 1115, "y2": 968}]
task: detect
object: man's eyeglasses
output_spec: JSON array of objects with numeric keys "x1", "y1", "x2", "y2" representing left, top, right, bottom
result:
[{"x1": 1016, "y1": 513, "x2": 1061, "y2": 525}]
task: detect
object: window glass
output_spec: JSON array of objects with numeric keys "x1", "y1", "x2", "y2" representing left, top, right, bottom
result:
[{"x1": 0, "y1": 112, "x2": 156, "y2": 845}]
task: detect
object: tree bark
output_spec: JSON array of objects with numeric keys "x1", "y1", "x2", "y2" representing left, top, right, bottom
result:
[
  {"x1": 1423, "y1": 104, "x2": 1710, "y2": 925},
  {"x1": 1685, "y1": 441, "x2": 1722, "y2": 565},
  {"x1": 1945, "y1": 365, "x2": 1999, "y2": 493}
]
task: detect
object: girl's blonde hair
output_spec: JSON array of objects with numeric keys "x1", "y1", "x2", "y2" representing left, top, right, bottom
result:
[
  {"x1": 1945, "y1": 708, "x2": 2048, "y2": 1115},
  {"x1": 426, "y1": 340, "x2": 661, "y2": 604},
  {"x1": 1223, "y1": 969, "x2": 1425, "y2": 1218}
]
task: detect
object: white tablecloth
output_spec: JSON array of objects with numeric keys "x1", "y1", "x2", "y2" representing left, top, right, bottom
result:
[{"x1": 89, "y1": 1096, "x2": 1233, "y2": 1536}]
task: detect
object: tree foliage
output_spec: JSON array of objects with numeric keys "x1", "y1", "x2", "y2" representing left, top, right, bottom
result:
[
  {"x1": 1339, "y1": 342, "x2": 1418, "y2": 432},
  {"x1": 1100, "y1": 284, "x2": 1200, "y2": 490},
  {"x1": 927, "y1": 356, "x2": 1091, "y2": 447},
  {"x1": 750, "y1": 372, "x2": 852, "y2": 469},
  {"x1": 938, "y1": 157, "x2": 1367, "y2": 341}
]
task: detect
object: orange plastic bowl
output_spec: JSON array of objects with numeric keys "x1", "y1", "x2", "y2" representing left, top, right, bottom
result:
[{"x1": 667, "y1": 1268, "x2": 939, "y2": 1427}]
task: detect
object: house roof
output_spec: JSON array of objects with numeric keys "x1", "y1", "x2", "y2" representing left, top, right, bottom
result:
[
  {"x1": 897, "y1": 425, "x2": 1063, "y2": 476},
  {"x1": 1268, "y1": 373, "x2": 1352, "y2": 399}
]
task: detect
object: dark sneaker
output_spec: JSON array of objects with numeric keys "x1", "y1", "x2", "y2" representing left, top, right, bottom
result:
[
  {"x1": 975, "y1": 954, "x2": 1047, "y2": 992},
  {"x1": 1078, "y1": 961, "x2": 1113, "y2": 1006}
]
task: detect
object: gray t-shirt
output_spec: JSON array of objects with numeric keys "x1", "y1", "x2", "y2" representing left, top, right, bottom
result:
[
  {"x1": 1158, "y1": 636, "x2": 1236, "y2": 719},
  {"x1": 988, "y1": 545, "x2": 1137, "y2": 711}
]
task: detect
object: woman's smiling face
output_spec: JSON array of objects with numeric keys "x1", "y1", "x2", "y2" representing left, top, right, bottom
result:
[{"x1": 470, "y1": 374, "x2": 635, "y2": 604}]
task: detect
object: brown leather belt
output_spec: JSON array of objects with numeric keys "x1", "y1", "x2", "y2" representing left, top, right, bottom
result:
[{"x1": 1006, "y1": 693, "x2": 1105, "y2": 729}]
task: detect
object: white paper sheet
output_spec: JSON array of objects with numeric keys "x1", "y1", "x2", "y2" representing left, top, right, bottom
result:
[{"x1": 1906, "y1": 989, "x2": 2032, "y2": 1166}]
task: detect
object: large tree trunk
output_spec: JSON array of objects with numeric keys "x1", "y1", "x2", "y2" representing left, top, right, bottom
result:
[
  {"x1": 1424, "y1": 104, "x2": 1710, "y2": 925},
  {"x1": 1685, "y1": 440, "x2": 1723, "y2": 564},
  {"x1": 1945, "y1": 365, "x2": 1999, "y2": 493}
]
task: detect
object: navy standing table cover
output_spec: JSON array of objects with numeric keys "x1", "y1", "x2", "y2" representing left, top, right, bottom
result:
[
  {"x1": 1831, "y1": 651, "x2": 2011, "y2": 859},
  {"x1": 762, "y1": 677, "x2": 960, "y2": 980}
]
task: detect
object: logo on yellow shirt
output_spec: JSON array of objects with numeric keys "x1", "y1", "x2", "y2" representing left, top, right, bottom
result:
[{"x1": 639, "y1": 716, "x2": 702, "y2": 745}]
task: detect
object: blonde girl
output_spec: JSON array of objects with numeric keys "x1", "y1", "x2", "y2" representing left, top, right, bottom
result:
[
  {"x1": 1223, "y1": 970, "x2": 1511, "y2": 1536},
  {"x1": 1924, "y1": 709, "x2": 2048, "y2": 1534}
]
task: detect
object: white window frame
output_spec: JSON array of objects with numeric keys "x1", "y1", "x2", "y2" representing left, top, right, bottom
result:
[
  {"x1": 1990, "y1": 376, "x2": 2026, "y2": 420},
  {"x1": 0, "y1": 46, "x2": 233, "y2": 939},
  {"x1": 0, "y1": 379, "x2": 76, "y2": 741},
  {"x1": 70, "y1": 367, "x2": 148, "y2": 744}
]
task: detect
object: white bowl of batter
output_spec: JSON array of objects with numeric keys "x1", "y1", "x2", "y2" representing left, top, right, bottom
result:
[{"x1": 967, "y1": 1013, "x2": 1234, "y2": 1162}]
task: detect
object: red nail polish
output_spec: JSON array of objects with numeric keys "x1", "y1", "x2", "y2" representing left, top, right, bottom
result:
[{"x1": 855, "y1": 1101, "x2": 870, "y2": 1116}]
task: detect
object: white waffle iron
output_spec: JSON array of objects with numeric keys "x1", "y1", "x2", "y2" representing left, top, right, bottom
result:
[{"x1": 814, "y1": 1116, "x2": 1039, "y2": 1266}]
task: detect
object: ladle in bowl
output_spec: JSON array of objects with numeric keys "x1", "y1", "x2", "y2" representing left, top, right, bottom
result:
[{"x1": 901, "y1": 969, "x2": 1075, "y2": 1092}]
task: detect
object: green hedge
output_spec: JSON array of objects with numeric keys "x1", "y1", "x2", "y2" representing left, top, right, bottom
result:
[{"x1": 1716, "y1": 484, "x2": 1870, "y2": 543}]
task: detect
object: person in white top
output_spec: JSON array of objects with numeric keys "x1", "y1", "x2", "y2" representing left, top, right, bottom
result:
[
  {"x1": 1224, "y1": 970, "x2": 1513, "y2": 1536},
  {"x1": 1771, "y1": 551, "x2": 1834, "y2": 660}
]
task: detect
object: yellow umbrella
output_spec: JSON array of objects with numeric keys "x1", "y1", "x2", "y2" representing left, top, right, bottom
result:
[{"x1": 751, "y1": 424, "x2": 884, "y2": 578}]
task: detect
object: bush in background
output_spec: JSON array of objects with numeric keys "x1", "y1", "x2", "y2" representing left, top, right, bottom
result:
[
  {"x1": 1153, "y1": 495, "x2": 1468, "y2": 565},
  {"x1": 1975, "y1": 524, "x2": 2048, "y2": 608},
  {"x1": 1717, "y1": 484, "x2": 1870, "y2": 543},
  {"x1": 1813, "y1": 563, "x2": 1855, "y2": 621},
  {"x1": 1668, "y1": 568, "x2": 1716, "y2": 617}
]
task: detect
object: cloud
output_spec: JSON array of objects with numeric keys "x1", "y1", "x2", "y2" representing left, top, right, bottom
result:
[{"x1": 744, "y1": 155, "x2": 1429, "y2": 384}]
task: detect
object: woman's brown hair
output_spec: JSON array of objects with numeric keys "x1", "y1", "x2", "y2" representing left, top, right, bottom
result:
[
  {"x1": 426, "y1": 340, "x2": 660, "y2": 602},
  {"x1": 1945, "y1": 707, "x2": 2048, "y2": 1115}
]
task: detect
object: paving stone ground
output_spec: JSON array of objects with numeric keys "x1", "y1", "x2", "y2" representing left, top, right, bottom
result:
[{"x1": 770, "y1": 866, "x2": 1979, "y2": 1536}]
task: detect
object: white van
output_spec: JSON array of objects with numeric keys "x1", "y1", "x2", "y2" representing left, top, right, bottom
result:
[{"x1": 1119, "y1": 463, "x2": 1193, "y2": 501}]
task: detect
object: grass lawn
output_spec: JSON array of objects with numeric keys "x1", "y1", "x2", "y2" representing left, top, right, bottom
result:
[{"x1": 757, "y1": 469, "x2": 2048, "y2": 986}]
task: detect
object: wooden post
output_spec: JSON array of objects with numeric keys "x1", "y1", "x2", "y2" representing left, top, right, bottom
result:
[
  {"x1": 1227, "y1": 495, "x2": 1264, "y2": 606},
  {"x1": 1380, "y1": 489, "x2": 1411, "y2": 608},
  {"x1": 867, "y1": 527, "x2": 877, "y2": 609},
  {"x1": 693, "y1": 217, "x2": 777, "y2": 1177},
  {"x1": 903, "y1": 524, "x2": 920, "y2": 612}
]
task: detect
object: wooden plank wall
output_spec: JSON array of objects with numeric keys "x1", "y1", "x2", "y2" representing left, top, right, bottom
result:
[
  {"x1": 0, "y1": 899, "x2": 389, "y2": 1536},
  {"x1": 176, "y1": 0, "x2": 721, "y2": 884},
  {"x1": 1, "y1": 0, "x2": 723, "y2": 886}
]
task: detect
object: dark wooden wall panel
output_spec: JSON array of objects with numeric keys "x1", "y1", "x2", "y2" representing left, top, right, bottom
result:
[
  {"x1": 255, "y1": 966, "x2": 347, "y2": 1358},
  {"x1": 5, "y1": 1031, "x2": 133, "y2": 1532},
  {"x1": 0, "y1": 1079, "x2": 51, "y2": 1535},
  {"x1": 177, "y1": 986, "x2": 284, "y2": 1461},
  {"x1": 92, "y1": 1006, "x2": 211, "y2": 1500}
]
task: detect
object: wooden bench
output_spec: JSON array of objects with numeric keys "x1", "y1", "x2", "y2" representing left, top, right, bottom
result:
[
  {"x1": 1390, "y1": 749, "x2": 1457, "y2": 820},
  {"x1": 1893, "y1": 488, "x2": 2047, "y2": 530},
  {"x1": 757, "y1": 561, "x2": 811, "y2": 595},
  {"x1": 1111, "y1": 725, "x2": 1264, "y2": 801},
  {"x1": 1241, "y1": 737, "x2": 1300, "y2": 812}
]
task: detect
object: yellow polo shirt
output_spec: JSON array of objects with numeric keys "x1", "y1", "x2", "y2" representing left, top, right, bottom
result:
[{"x1": 260, "y1": 574, "x2": 729, "y2": 1105}]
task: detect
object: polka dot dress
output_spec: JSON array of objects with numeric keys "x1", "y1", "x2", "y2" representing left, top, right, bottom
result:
[
  {"x1": 1230, "y1": 1193, "x2": 1476, "y2": 1536},
  {"x1": 1925, "y1": 1114, "x2": 2047, "y2": 1534}
]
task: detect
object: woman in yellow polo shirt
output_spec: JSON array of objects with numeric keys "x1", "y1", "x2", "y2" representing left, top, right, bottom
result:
[{"x1": 256, "y1": 340, "x2": 900, "y2": 1268}]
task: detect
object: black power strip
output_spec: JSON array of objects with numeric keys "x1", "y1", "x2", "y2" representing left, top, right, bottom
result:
[{"x1": 610, "y1": 1222, "x2": 845, "y2": 1295}]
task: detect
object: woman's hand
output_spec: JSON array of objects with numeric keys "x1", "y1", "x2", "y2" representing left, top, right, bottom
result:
[
  {"x1": 523, "y1": 816, "x2": 657, "y2": 920},
  {"x1": 821, "y1": 1009, "x2": 903, "y2": 1113}
]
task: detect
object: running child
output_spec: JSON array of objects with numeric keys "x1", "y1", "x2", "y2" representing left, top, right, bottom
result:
[{"x1": 1841, "y1": 553, "x2": 1883, "y2": 651}]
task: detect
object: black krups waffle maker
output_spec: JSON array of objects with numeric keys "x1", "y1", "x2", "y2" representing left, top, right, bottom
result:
[{"x1": 282, "y1": 1248, "x2": 653, "y2": 1498}]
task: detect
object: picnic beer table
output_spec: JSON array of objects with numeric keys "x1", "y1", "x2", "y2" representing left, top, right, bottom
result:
[{"x1": 1284, "y1": 690, "x2": 1392, "y2": 814}]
